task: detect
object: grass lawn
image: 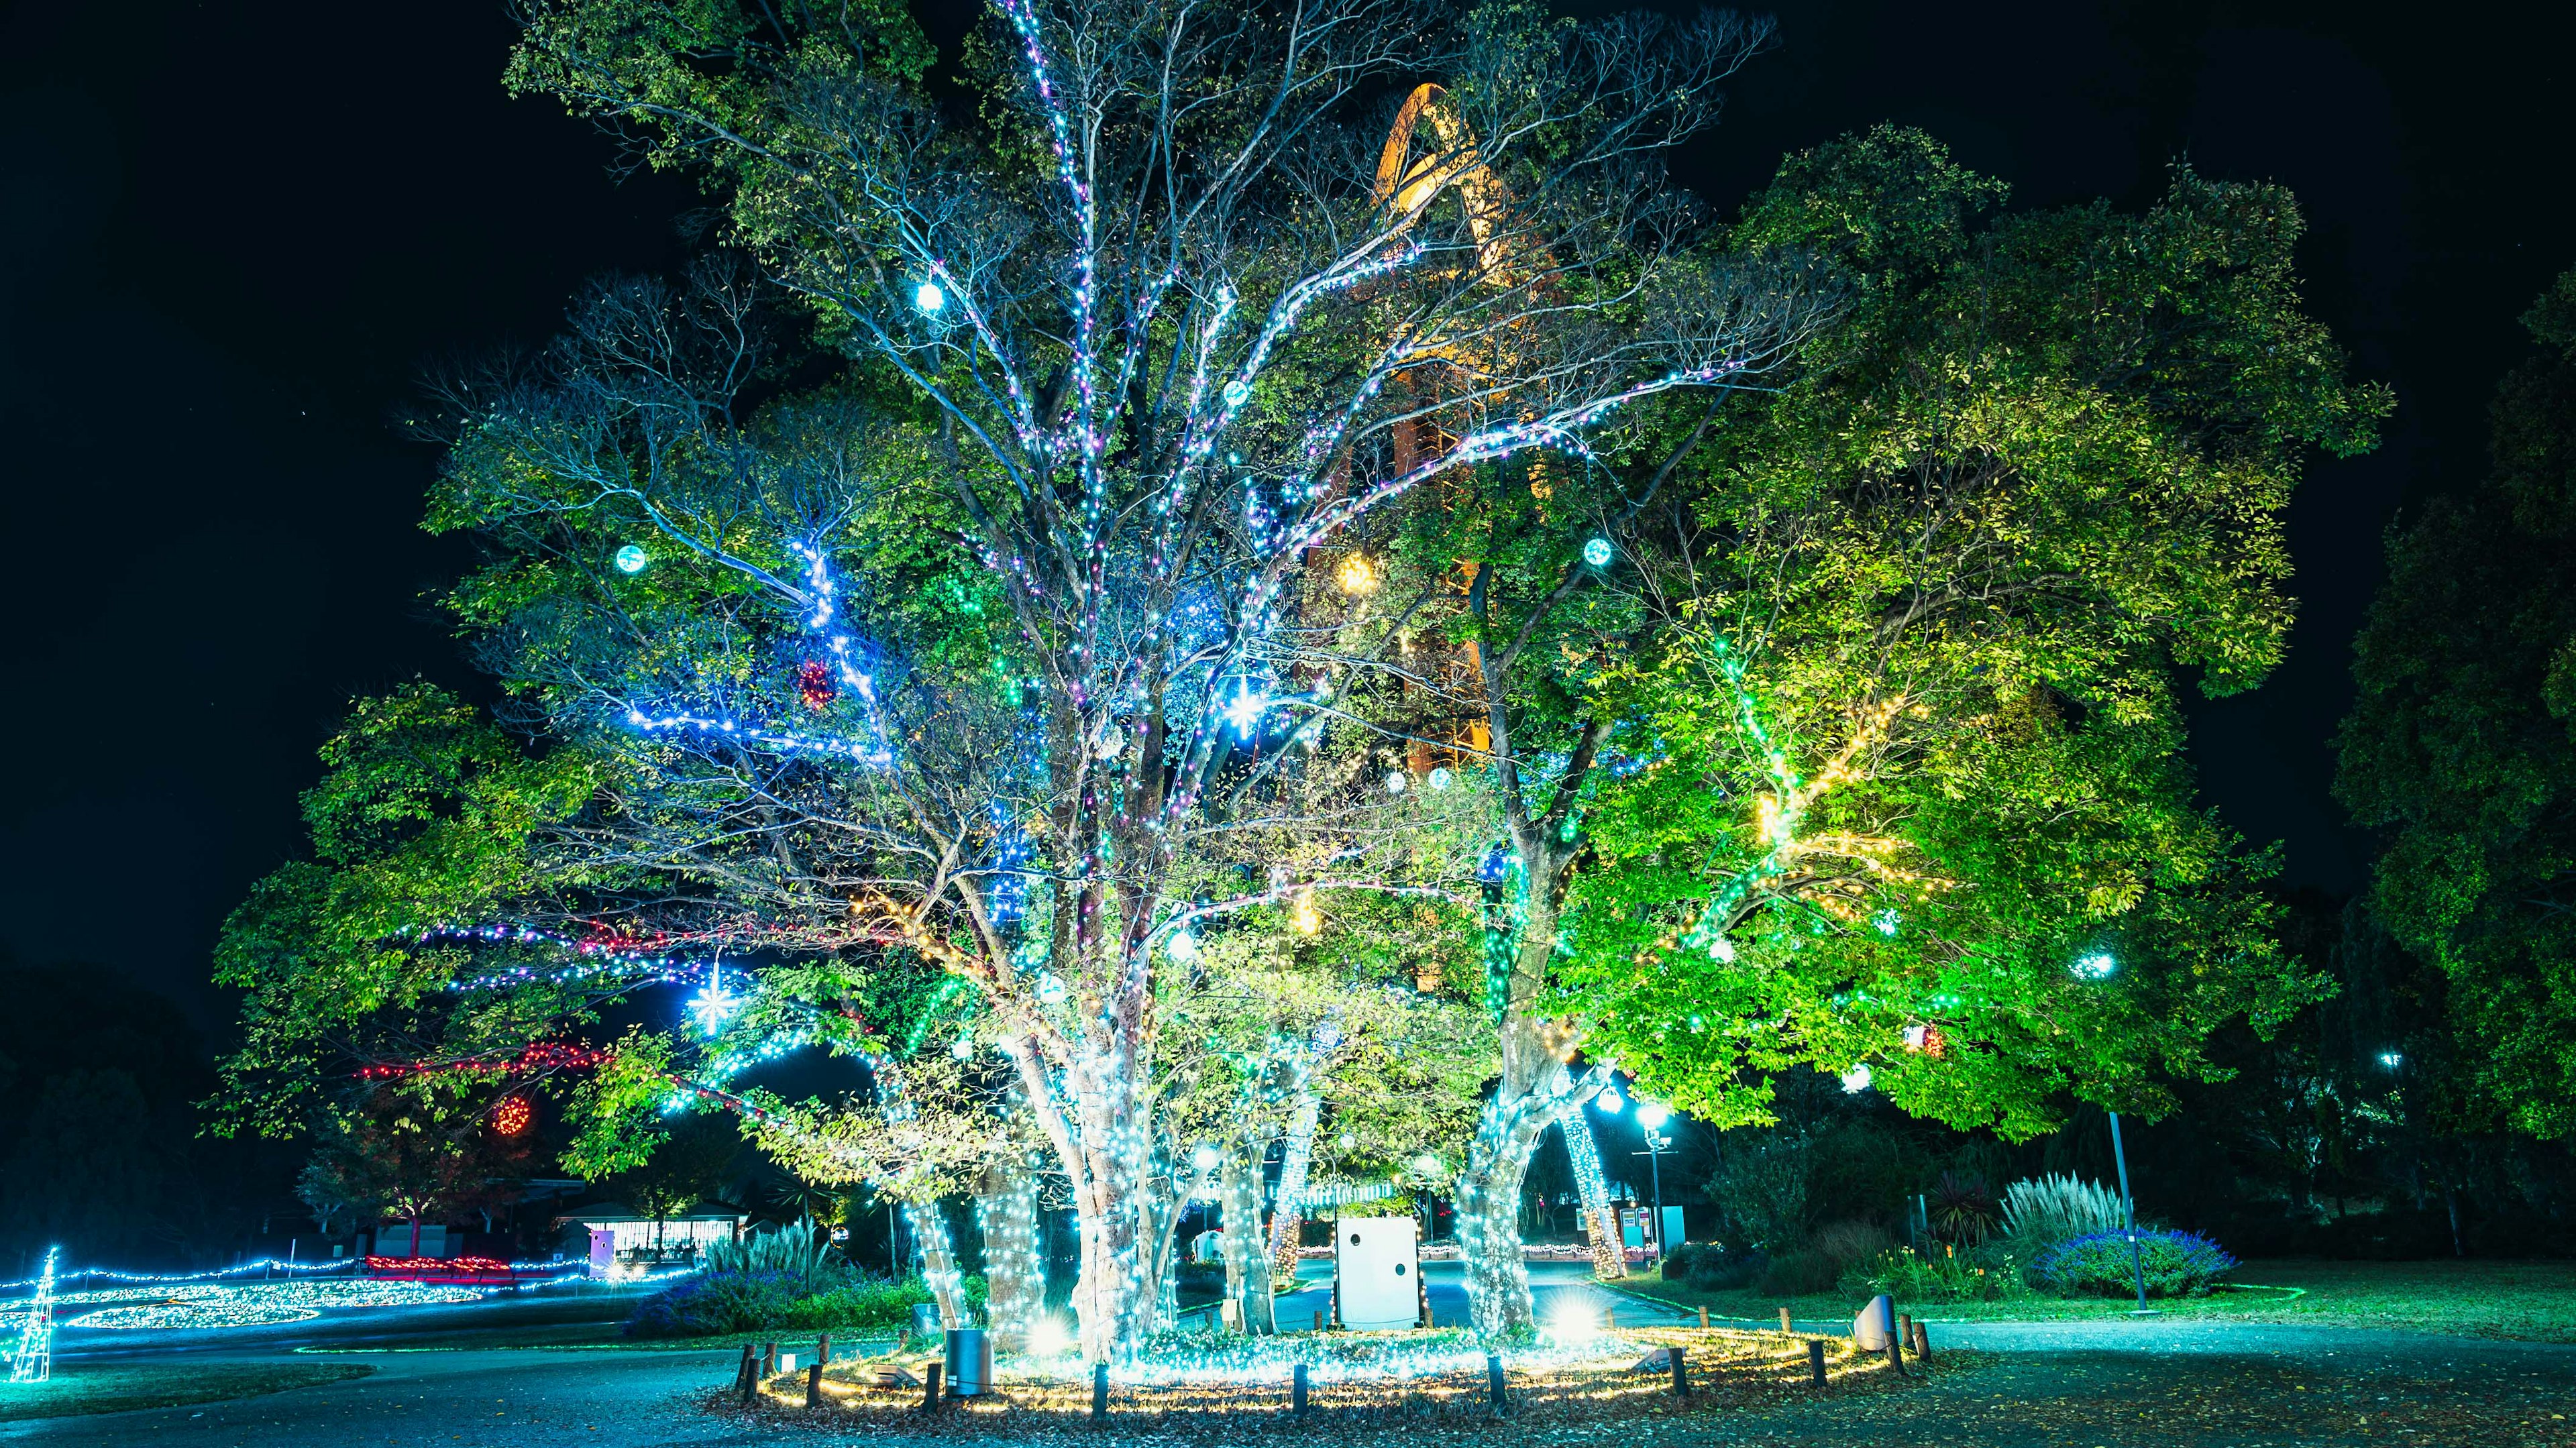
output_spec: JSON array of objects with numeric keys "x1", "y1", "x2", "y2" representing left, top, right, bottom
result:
[
  {"x1": 1622, "y1": 1257, "x2": 2576, "y2": 1343},
  {"x1": 0, "y1": 1361, "x2": 374, "y2": 1421}
]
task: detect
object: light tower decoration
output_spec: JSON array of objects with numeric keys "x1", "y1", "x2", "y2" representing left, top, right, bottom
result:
[{"x1": 6, "y1": 1246, "x2": 56, "y2": 1384}]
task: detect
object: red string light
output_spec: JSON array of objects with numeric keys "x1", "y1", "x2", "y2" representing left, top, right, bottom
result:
[
  {"x1": 490, "y1": 1095, "x2": 533, "y2": 1135},
  {"x1": 355, "y1": 1041, "x2": 611, "y2": 1081},
  {"x1": 795, "y1": 660, "x2": 835, "y2": 712}
]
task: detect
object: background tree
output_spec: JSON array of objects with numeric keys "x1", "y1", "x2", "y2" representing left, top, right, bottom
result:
[
  {"x1": 1552, "y1": 127, "x2": 2387, "y2": 1137},
  {"x1": 2338, "y1": 266, "x2": 2576, "y2": 1140},
  {"x1": 304, "y1": 1093, "x2": 533, "y2": 1257}
]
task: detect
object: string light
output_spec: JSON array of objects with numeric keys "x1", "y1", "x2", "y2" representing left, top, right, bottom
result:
[{"x1": 5, "y1": 1248, "x2": 54, "y2": 1383}]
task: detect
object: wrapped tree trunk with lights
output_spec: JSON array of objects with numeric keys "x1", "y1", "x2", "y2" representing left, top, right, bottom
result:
[{"x1": 480, "y1": 0, "x2": 1811, "y2": 1363}]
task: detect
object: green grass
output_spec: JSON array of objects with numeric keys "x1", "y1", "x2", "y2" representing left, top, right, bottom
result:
[
  {"x1": 0, "y1": 1361, "x2": 374, "y2": 1421},
  {"x1": 1623, "y1": 1257, "x2": 2576, "y2": 1343}
]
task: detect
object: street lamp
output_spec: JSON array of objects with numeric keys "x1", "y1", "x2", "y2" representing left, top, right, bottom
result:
[
  {"x1": 1633, "y1": 1102, "x2": 1672, "y2": 1256},
  {"x1": 2075, "y1": 948, "x2": 2154, "y2": 1315}
]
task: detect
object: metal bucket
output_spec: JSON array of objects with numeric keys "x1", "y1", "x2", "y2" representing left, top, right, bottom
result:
[{"x1": 944, "y1": 1327, "x2": 994, "y2": 1396}]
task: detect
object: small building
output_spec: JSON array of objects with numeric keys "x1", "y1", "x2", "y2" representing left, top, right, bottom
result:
[{"x1": 559, "y1": 1202, "x2": 747, "y2": 1277}]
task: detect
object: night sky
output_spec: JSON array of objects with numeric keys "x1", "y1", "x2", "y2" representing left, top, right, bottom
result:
[{"x1": 3, "y1": 1, "x2": 2570, "y2": 1034}]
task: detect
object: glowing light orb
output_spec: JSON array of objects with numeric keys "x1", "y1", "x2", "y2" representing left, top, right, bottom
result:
[
  {"x1": 1839, "y1": 1063, "x2": 1874, "y2": 1094},
  {"x1": 1027, "y1": 1317, "x2": 1071, "y2": 1358},
  {"x1": 1336, "y1": 553, "x2": 1379, "y2": 596},
  {"x1": 2378, "y1": 1050, "x2": 2404, "y2": 1069},
  {"x1": 612, "y1": 544, "x2": 649, "y2": 573},
  {"x1": 1428, "y1": 766, "x2": 1452, "y2": 791},
  {"x1": 1708, "y1": 935, "x2": 1737, "y2": 962},
  {"x1": 1873, "y1": 909, "x2": 1902, "y2": 936},
  {"x1": 1291, "y1": 891, "x2": 1322, "y2": 936},
  {"x1": 1581, "y1": 536, "x2": 1613, "y2": 567},
  {"x1": 1222, "y1": 687, "x2": 1269, "y2": 735},
  {"x1": 1385, "y1": 771, "x2": 1407, "y2": 795},
  {"x1": 491, "y1": 1095, "x2": 533, "y2": 1136},
  {"x1": 1635, "y1": 1102, "x2": 1670, "y2": 1129},
  {"x1": 914, "y1": 280, "x2": 945, "y2": 313},
  {"x1": 1594, "y1": 1089, "x2": 1624, "y2": 1115},
  {"x1": 1337, "y1": 1133, "x2": 1356, "y2": 1150},
  {"x1": 687, "y1": 968, "x2": 742, "y2": 1035},
  {"x1": 2071, "y1": 952, "x2": 2118, "y2": 981},
  {"x1": 1164, "y1": 930, "x2": 1199, "y2": 963},
  {"x1": 1191, "y1": 1144, "x2": 1221, "y2": 1173},
  {"x1": 949, "y1": 1036, "x2": 974, "y2": 1059}
]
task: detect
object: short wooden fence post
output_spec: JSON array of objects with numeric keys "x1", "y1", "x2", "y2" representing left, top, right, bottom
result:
[
  {"x1": 818, "y1": 1333, "x2": 831, "y2": 1366},
  {"x1": 1669, "y1": 1345, "x2": 1690, "y2": 1397},
  {"x1": 1805, "y1": 1338, "x2": 1826, "y2": 1386},
  {"x1": 805, "y1": 1361, "x2": 823, "y2": 1408},
  {"x1": 922, "y1": 1361, "x2": 943, "y2": 1409},
  {"x1": 1091, "y1": 1361, "x2": 1110, "y2": 1421},
  {"x1": 1778, "y1": 1305, "x2": 1793, "y2": 1334},
  {"x1": 1291, "y1": 1362, "x2": 1309, "y2": 1417},
  {"x1": 737, "y1": 1344, "x2": 756, "y2": 1405},
  {"x1": 1485, "y1": 1352, "x2": 1508, "y2": 1415},
  {"x1": 1698, "y1": 1306, "x2": 1709, "y2": 1329}
]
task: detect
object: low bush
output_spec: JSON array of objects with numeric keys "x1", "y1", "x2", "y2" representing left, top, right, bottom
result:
[
  {"x1": 625, "y1": 1270, "x2": 951, "y2": 1339},
  {"x1": 1686, "y1": 1245, "x2": 1757, "y2": 1290},
  {"x1": 1758, "y1": 1249, "x2": 1839, "y2": 1297},
  {"x1": 2031, "y1": 1229, "x2": 2238, "y2": 1299},
  {"x1": 1841, "y1": 1245, "x2": 2031, "y2": 1303},
  {"x1": 1809, "y1": 1219, "x2": 1894, "y2": 1268},
  {"x1": 1660, "y1": 1242, "x2": 1703, "y2": 1281}
]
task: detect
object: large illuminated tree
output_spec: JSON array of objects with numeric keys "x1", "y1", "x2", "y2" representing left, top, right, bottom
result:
[
  {"x1": 1550, "y1": 130, "x2": 2390, "y2": 1137},
  {"x1": 470, "y1": 0, "x2": 1807, "y2": 1358}
]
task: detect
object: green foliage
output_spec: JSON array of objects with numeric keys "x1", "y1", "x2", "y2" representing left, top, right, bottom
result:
[
  {"x1": 2031, "y1": 1229, "x2": 2237, "y2": 1298},
  {"x1": 1842, "y1": 1243, "x2": 2033, "y2": 1303},
  {"x1": 209, "y1": 684, "x2": 608, "y2": 1139},
  {"x1": 2337, "y1": 267, "x2": 2576, "y2": 1139},
  {"x1": 703, "y1": 1219, "x2": 833, "y2": 1278},
  {"x1": 1758, "y1": 1251, "x2": 1839, "y2": 1297},
  {"x1": 1711, "y1": 1130, "x2": 1811, "y2": 1251},
  {"x1": 1809, "y1": 1219, "x2": 1894, "y2": 1269},
  {"x1": 1556, "y1": 127, "x2": 2387, "y2": 1137},
  {"x1": 625, "y1": 1268, "x2": 956, "y2": 1339}
]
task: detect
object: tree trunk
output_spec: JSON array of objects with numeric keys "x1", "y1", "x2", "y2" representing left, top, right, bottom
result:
[
  {"x1": 1456, "y1": 1087, "x2": 1555, "y2": 1334},
  {"x1": 1220, "y1": 1146, "x2": 1275, "y2": 1333},
  {"x1": 1560, "y1": 1107, "x2": 1629, "y2": 1280},
  {"x1": 407, "y1": 1215, "x2": 422, "y2": 1258},
  {"x1": 975, "y1": 1160, "x2": 1046, "y2": 1353},
  {"x1": 907, "y1": 1201, "x2": 967, "y2": 1329},
  {"x1": 1269, "y1": 1070, "x2": 1322, "y2": 1287}
]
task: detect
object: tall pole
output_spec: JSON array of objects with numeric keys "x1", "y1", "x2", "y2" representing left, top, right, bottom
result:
[
  {"x1": 1646, "y1": 1131, "x2": 1665, "y2": 1254},
  {"x1": 2107, "y1": 1111, "x2": 2149, "y2": 1312}
]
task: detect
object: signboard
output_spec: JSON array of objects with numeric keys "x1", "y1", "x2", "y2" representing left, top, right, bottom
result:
[
  {"x1": 588, "y1": 1228, "x2": 616, "y2": 1276},
  {"x1": 1334, "y1": 1217, "x2": 1420, "y2": 1331}
]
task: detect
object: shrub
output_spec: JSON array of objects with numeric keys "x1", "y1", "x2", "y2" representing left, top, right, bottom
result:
[
  {"x1": 703, "y1": 1219, "x2": 836, "y2": 1282},
  {"x1": 1929, "y1": 1172, "x2": 1998, "y2": 1245},
  {"x1": 625, "y1": 1269, "x2": 943, "y2": 1339},
  {"x1": 1809, "y1": 1219, "x2": 1894, "y2": 1268},
  {"x1": 1686, "y1": 1246, "x2": 1754, "y2": 1290},
  {"x1": 2000, "y1": 1174, "x2": 2127, "y2": 1258},
  {"x1": 1841, "y1": 1244, "x2": 2031, "y2": 1303},
  {"x1": 1658, "y1": 1226, "x2": 1700, "y2": 1272},
  {"x1": 2031, "y1": 1230, "x2": 2238, "y2": 1299},
  {"x1": 1757, "y1": 1249, "x2": 1839, "y2": 1297}
]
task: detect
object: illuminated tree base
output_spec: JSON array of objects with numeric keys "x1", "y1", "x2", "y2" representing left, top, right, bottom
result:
[{"x1": 718, "y1": 1327, "x2": 1901, "y2": 1431}]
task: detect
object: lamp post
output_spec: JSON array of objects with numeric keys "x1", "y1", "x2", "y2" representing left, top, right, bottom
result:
[
  {"x1": 2107, "y1": 1111, "x2": 2151, "y2": 1314},
  {"x1": 1634, "y1": 1103, "x2": 1672, "y2": 1256},
  {"x1": 2072, "y1": 950, "x2": 2153, "y2": 1314}
]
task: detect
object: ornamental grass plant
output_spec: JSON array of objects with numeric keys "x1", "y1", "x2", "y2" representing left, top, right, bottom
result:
[{"x1": 1999, "y1": 1174, "x2": 2128, "y2": 1259}]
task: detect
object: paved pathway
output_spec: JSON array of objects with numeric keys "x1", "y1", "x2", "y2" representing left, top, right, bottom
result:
[{"x1": 11, "y1": 1272, "x2": 2574, "y2": 1447}]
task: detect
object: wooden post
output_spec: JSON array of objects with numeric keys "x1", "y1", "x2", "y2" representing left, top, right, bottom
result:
[
  {"x1": 1883, "y1": 1331, "x2": 1902, "y2": 1375},
  {"x1": 805, "y1": 1361, "x2": 823, "y2": 1408},
  {"x1": 1485, "y1": 1352, "x2": 1507, "y2": 1414},
  {"x1": 1313, "y1": 1309, "x2": 1324, "y2": 1332},
  {"x1": 1898, "y1": 1313, "x2": 1913, "y2": 1357},
  {"x1": 922, "y1": 1361, "x2": 943, "y2": 1409},
  {"x1": 1605, "y1": 1308, "x2": 1617, "y2": 1330},
  {"x1": 1806, "y1": 1339, "x2": 1826, "y2": 1386},
  {"x1": 818, "y1": 1333, "x2": 831, "y2": 1366},
  {"x1": 1778, "y1": 1305, "x2": 1793, "y2": 1334},
  {"x1": 1669, "y1": 1345, "x2": 1690, "y2": 1397},
  {"x1": 737, "y1": 1345, "x2": 757, "y2": 1405},
  {"x1": 1426, "y1": 1304, "x2": 1436, "y2": 1329},
  {"x1": 762, "y1": 1342, "x2": 777, "y2": 1377},
  {"x1": 1291, "y1": 1362, "x2": 1310, "y2": 1417},
  {"x1": 1911, "y1": 1319, "x2": 1931, "y2": 1359},
  {"x1": 1091, "y1": 1361, "x2": 1109, "y2": 1421},
  {"x1": 1698, "y1": 1305, "x2": 1709, "y2": 1329}
]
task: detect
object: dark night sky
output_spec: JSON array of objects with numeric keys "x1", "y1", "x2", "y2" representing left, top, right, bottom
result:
[{"x1": 3, "y1": 1, "x2": 2570, "y2": 1034}]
